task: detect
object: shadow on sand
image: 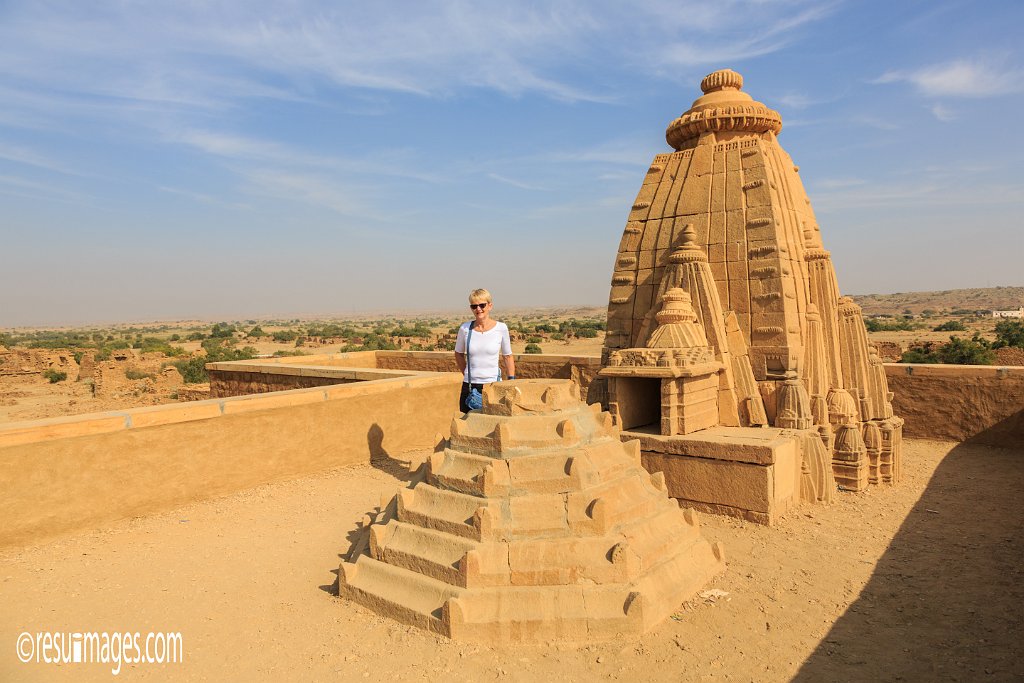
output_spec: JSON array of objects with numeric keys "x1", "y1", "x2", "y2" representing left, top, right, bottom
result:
[
  {"x1": 321, "y1": 423, "x2": 429, "y2": 597},
  {"x1": 793, "y1": 436, "x2": 1024, "y2": 681},
  {"x1": 367, "y1": 422, "x2": 420, "y2": 483}
]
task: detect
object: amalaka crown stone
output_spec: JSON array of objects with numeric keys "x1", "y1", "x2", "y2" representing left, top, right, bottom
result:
[{"x1": 666, "y1": 68, "x2": 783, "y2": 150}]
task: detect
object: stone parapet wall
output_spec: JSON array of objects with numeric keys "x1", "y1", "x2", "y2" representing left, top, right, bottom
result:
[
  {"x1": 885, "y1": 364, "x2": 1024, "y2": 448},
  {"x1": 208, "y1": 370, "x2": 354, "y2": 397},
  {"x1": 0, "y1": 373, "x2": 462, "y2": 549},
  {"x1": 207, "y1": 353, "x2": 1024, "y2": 448},
  {"x1": 207, "y1": 359, "x2": 430, "y2": 398},
  {"x1": 376, "y1": 351, "x2": 606, "y2": 403}
]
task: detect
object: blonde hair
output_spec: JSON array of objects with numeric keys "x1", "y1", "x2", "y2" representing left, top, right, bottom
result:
[{"x1": 468, "y1": 288, "x2": 492, "y2": 304}]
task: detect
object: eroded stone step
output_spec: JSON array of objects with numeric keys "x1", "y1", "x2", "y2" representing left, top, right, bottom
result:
[
  {"x1": 446, "y1": 584, "x2": 640, "y2": 644},
  {"x1": 628, "y1": 536, "x2": 726, "y2": 631},
  {"x1": 338, "y1": 555, "x2": 462, "y2": 634},
  {"x1": 567, "y1": 472, "x2": 674, "y2": 535},
  {"x1": 428, "y1": 449, "x2": 497, "y2": 496},
  {"x1": 573, "y1": 437, "x2": 644, "y2": 483},
  {"x1": 396, "y1": 483, "x2": 497, "y2": 541},
  {"x1": 506, "y1": 536, "x2": 630, "y2": 586},
  {"x1": 448, "y1": 406, "x2": 617, "y2": 457},
  {"x1": 619, "y1": 505, "x2": 704, "y2": 573},
  {"x1": 371, "y1": 520, "x2": 476, "y2": 586}
]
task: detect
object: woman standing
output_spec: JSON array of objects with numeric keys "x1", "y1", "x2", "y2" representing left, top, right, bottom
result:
[{"x1": 454, "y1": 288, "x2": 515, "y2": 412}]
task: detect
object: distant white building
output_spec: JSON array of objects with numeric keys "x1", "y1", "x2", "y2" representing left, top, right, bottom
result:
[{"x1": 992, "y1": 307, "x2": 1024, "y2": 318}]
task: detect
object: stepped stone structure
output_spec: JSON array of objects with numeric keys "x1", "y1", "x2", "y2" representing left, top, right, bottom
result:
[
  {"x1": 339, "y1": 379, "x2": 725, "y2": 643},
  {"x1": 601, "y1": 69, "x2": 903, "y2": 521}
]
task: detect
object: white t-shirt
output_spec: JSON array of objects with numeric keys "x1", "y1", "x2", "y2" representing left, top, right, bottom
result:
[{"x1": 455, "y1": 321, "x2": 512, "y2": 384}]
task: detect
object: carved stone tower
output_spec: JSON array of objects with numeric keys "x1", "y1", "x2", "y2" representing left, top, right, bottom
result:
[{"x1": 601, "y1": 69, "x2": 902, "y2": 497}]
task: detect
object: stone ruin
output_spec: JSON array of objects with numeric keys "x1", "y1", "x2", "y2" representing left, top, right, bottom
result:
[
  {"x1": 600, "y1": 69, "x2": 904, "y2": 523},
  {"x1": 338, "y1": 68, "x2": 904, "y2": 642},
  {"x1": 339, "y1": 379, "x2": 725, "y2": 643}
]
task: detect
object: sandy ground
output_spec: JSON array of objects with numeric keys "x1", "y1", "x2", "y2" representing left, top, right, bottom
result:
[{"x1": 1, "y1": 438, "x2": 1021, "y2": 682}]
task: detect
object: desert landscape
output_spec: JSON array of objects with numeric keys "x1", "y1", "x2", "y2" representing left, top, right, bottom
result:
[
  {"x1": 2, "y1": 5, "x2": 1023, "y2": 680},
  {"x1": 3, "y1": 290, "x2": 1022, "y2": 423},
  {"x1": 0, "y1": 309, "x2": 606, "y2": 422}
]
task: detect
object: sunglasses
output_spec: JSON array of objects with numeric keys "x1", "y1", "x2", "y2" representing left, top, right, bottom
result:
[{"x1": 469, "y1": 303, "x2": 489, "y2": 310}]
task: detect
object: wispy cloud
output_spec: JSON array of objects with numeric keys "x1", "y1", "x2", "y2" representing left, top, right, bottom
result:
[
  {"x1": 158, "y1": 185, "x2": 252, "y2": 210},
  {"x1": 873, "y1": 55, "x2": 1024, "y2": 98},
  {"x1": 0, "y1": 1, "x2": 835, "y2": 115},
  {"x1": 239, "y1": 168, "x2": 370, "y2": 216},
  {"x1": 0, "y1": 141, "x2": 83, "y2": 176},
  {"x1": 486, "y1": 173, "x2": 549, "y2": 191},
  {"x1": 0, "y1": 173, "x2": 92, "y2": 204},
  {"x1": 813, "y1": 180, "x2": 1024, "y2": 212},
  {"x1": 815, "y1": 178, "x2": 867, "y2": 190},
  {"x1": 930, "y1": 103, "x2": 956, "y2": 122}
]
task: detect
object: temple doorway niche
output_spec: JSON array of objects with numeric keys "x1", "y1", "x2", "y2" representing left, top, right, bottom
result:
[{"x1": 614, "y1": 377, "x2": 661, "y2": 431}]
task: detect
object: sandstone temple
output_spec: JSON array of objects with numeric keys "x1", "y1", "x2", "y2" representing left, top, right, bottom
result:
[
  {"x1": 334, "y1": 69, "x2": 904, "y2": 642},
  {"x1": 600, "y1": 68, "x2": 903, "y2": 522}
]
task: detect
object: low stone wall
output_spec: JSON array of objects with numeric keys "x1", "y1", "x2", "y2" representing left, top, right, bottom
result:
[
  {"x1": 207, "y1": 359, "x2": 427, "y2": 398},
  {"x1": 885, "y1": 364, "x2": 1024, "y2": 448},
  {"x1": 213, "y1": 351, "x2": 607, "y2": 402},
  {"x1": 7, "y1": 353, "x2": 1017, "y2": 550},
  {"x1": 207, "y1": 353, "x2": 1024, "y2": 448},
  {"x1": 0, "y1": 373, "x2": 462, "y2": 549},
  {"x1": 208, "y1": 370, "x2": 358, "y2": 397}
]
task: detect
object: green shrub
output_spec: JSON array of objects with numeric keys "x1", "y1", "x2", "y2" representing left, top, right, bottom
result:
[
  {"x1": 43, "y1": 368, "x2": 67, "y2": 383},
  {"x1": 933, "y1": 320, "x2": 966, "y2": 332},
  {"x1": 524, "y1": 343, "x2": 543, "y2": 354},
  {"x1": 137, "y1": 337, "x2": 186, "y2": 356},
  {"x1": 246, "y1": 325, "x2": 265, "y2": 338},
  {"x1": 210, "y1": 322, "x2": 236, "y2": 338},
  {"x1": 900, "y1": 347, "x2": 936, "y2": 364},
  {"x1": 172, "y1": 357, "x2": 209, "y2": 383},
  {"x1": 993, "y1": 320, "x2": 1024, "y2": 349},
  {"x1": 865, "y1": 318, "x2": 918, "y2": 332},
  {"x1": 125, "y1": 368, "x2": 155, "y2": 381},
  {"x1": 900, "y1": 334, "x2": 995, "y2": 365},
  {"x1": 173, "y1": 340, "x2": 257, "y2": 383},
  {"x1": 272, "y1": 329, "x2": 299, "y2": 342},
  {"x1": 526, "y1": 336, "x2": 543, "y2": 344},
  {"x1": 938, "y1": 335, "x2": 995, "y2": 364}
]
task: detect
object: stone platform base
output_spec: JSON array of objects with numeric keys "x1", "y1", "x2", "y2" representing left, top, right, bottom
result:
[{"x1": 626, "y1": 426, "x2": 804, "y2": 526}]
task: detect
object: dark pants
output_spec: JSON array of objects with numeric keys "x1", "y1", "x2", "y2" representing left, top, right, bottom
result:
[{"x1": 459, "y1": 382, "x2": 485, "y2": 413}]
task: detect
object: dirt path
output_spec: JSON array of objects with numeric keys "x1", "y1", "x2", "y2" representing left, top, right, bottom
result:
[{"x1": 1, "y1": 439, "x2": 1021, "y2": 682}]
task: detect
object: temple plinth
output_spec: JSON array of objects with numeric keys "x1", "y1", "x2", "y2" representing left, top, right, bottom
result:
[
  {"x1": 600, "y1": 69, "x2": 902, "y2": 521},
  {"x1": 340, "y1": 379, "x2": 725, "y2": 643}
]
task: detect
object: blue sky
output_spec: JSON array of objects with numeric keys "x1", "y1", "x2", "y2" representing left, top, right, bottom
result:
[{"x1": 1, "y1": 0, "x2": 1022, "y2": 326}]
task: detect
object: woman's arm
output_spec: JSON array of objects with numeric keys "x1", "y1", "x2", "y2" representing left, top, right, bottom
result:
[
  {"x1": 454, "y1": 324, "x2": 468, "y2": 376},
  {"x1": 503, "y1": 354, "x2": 516, "y2": 379},
  {"x1": 499, "y1": 323, "x2": 515, "y2": 378}
]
